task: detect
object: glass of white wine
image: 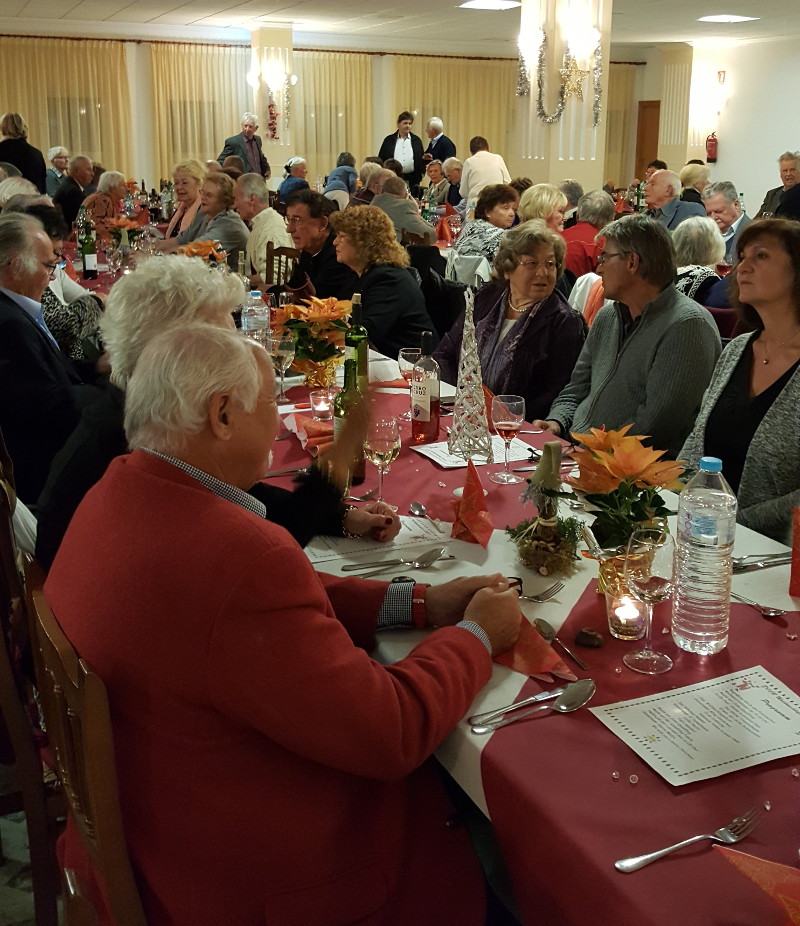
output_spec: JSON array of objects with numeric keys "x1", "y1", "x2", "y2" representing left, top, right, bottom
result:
[
  {"x1": 397, "y1": 347, "x2": 421, "y2": 421},
  {"x1": 363, "y1": 417, "x2": 401, "y2": 502},
  {"x1": 266, "y1": 330, "x2": 296, "y2": 405},
  {"x1": 622, "y1": 527, "x2": 675, "y2": 675},
  {"x1": 490, "y1": 394, "x2": 525, "y2": 485}
]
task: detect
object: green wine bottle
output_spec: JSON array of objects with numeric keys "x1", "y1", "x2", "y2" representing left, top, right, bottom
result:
[
  {"x1": 346, "y1": 292, "x2": 369, "y2": 394},
  {"x1": 333, "y1": 336, "x2": 366, "y2": 486}
]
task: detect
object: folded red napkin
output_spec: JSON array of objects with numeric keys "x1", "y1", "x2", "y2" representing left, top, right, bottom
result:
[
  {"x1": 436, "y1": 216, "x2": 453, "y2": 245},
  {"x1": 284, "y1": 413, "x2": 334, "y2": 456},
  {"x1": 444, "y1": 202, "x2": 457, "y2": 216},
  {"x1": 714, "y1": 846, "x2": 800, "y2": 921},
  {"x1": 451, "y1": 460, "x2": 493, "y2": 547},
  {"x1": 494, "y1": 617, "x2": 577, "y2": 681}
]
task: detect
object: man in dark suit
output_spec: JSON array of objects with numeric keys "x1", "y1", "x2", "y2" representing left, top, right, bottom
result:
[
  {"x1": 217, "y1": 113, "x2": 271, "y2": 179},
  {"x1": 378, "y1": 111, "x2": 425, "y2": 187},
  {"x1": 0, "y1": 213, "x2": 101, "y2": 503},
  {"x1": 52, "y1": 155, "x2": 93, "y2": 229},
  {"x1": 422, "y1": 117, "x2": 456, "y2": 164},
  {"x1": 644, "y1": 169, "x2": 705, "y2": 231}
]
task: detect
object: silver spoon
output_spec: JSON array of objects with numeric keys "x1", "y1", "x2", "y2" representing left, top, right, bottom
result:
[
  {"x1": 471, "y1": 679, "x2": 596, "y2": 734},
  {"x1": 534, "y1": 617, "x2": 589, "y2": 670},
  {"x1": 409, "y1": 500, "x2": 443, "y2": 531},
  {"x1": 732, "y1": 552, "x2": 791, "y2": 567},
  {"x1": 349, "y1": 547, "x2": 449, "y2": 579},
  {"x1": 731, "y1": 591, "x2": 786, "y2": 619}
]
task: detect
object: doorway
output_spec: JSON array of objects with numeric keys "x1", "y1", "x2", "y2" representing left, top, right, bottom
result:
[{"x1": 634, "y1": 101, "x2": 661, "y2": 181}]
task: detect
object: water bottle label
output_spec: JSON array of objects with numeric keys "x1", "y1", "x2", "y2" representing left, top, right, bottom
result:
[
  {"x1": 411, "y1": 380, "x2": 431, "y2": 421},
  {"x1": 684, "y1": 511, "x2": 735, "y2": 546}
]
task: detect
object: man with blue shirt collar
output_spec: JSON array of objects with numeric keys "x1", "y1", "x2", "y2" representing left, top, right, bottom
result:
[
  {"x1": 644, "y1": 169, "x2": 705, "y2": 230},
  {"x1": 423, "y1": 116, "x2": 457, "y2": 164},
  {"x1": 0, "y1": 212, "x2": 101, "y2": 502},
  {"x1": 703, "y1": 180, "x2": 751, "y2": 263}
]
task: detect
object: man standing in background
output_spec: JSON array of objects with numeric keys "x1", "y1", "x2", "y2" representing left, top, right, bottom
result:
[
  {"x1": 218, "y1": 113, "x2": 270, "y2": 179},
  {"x1": 378, "y1": 111, "x2": 425, "y2": 188}
]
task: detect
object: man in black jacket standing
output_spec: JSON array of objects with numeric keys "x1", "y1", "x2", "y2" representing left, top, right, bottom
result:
[
  {"x1": 378, "y1": 111, "x2": 424, "y2": 188},
  {"x1": 217, "y1": 113, "x2": 271, "y2": 179}
]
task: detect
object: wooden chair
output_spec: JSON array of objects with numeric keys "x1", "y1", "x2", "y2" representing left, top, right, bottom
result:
[
  {"x1": 0, "y1": 430, "x2": 65, "y2": 926},
  {"x1": 25, "y1": 559, "x2": 147, "y2": 926},
  {"x1": 265, "y1": 242, "x2": 300, "y2": 287}
]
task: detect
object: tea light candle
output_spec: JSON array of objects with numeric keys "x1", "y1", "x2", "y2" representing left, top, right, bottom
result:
[
  {"x1": 309, "y1": 387, "x2": 339, "y2": 421},
  {"x1": 606, "y1": 594, "x2": 647, "y2": 641}
]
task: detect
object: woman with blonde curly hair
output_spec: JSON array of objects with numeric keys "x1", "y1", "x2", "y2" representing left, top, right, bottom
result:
[
  {"x1": 164, "y1": 158, "x2": 206, "y2": 239},
  {"x1": 331, "y1": 205, "x2": 435, "y2": 357},
  {"x1": 517, "y1": 182, "x2": 568, "y2": 232}
]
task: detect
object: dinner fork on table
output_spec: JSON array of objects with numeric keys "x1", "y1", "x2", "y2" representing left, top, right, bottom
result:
[
  {"x1": 519, "y1": 581, "x2": 564, "y2": 603},
  {"x1": 614, "y1": 806, "x2": 762, "y2": 872}
]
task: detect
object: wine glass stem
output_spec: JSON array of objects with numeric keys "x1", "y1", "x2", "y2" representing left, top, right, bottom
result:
[
  {"x1": 377, "y1": 465, "x2": 385, "y2": 502},
  {"x1": 279, "y1": 367, "x2": 286, "y2": 400},
  {"x1": 504, "y1": 438, "x2": 511, "y2": 475},
  {"x1": 641, "y1": 602, "x2": 654, "y2": 653}
]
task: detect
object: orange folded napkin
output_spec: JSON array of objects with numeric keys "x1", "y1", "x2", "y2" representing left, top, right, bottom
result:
[
  {"x1": 451, "y1": 460, "x2": 494, "y2": 547},
  {"x1": 284, "y1": 413, "x2": 334, "y2": 456},
  {"x1": 494, "y1": 617, "x2": 577, "y2": 681},
  {"x1": 444, "y1": 202, "x2": 457, "y2": 216},
  {"x1": 714, "y1": 846, "x2": 800, "y2": 922},
  {"x1": 436, "y1": 217, "x2": 453, "y2": 246},
  {"x1": 373, "y1": 379, "x2": 409, "y2": 389}
]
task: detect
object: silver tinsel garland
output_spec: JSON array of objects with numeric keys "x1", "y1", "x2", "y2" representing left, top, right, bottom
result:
[
  {"x1": 516, "y1": 52, "x2": 531, "y2": 97},
  {"x1": 533, "y1": 33, "x2": 604, "y2": 126}
]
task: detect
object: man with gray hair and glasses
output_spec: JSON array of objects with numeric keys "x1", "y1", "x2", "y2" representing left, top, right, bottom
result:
[
  {"x1": 423, "y1": 116, "x2": 456, "y2": 163},
  {"x1": 233, "y1": 172, "x2": 292, "y2": 287},
  {"x1": 532, "y1": 214, "x2": 721, "y2": 457},
  {"x1": 217, "y1": 112, "x2": 271, "y2": 179},
  {"x1": 0, "y1": 213, "x2": 104, "y2": 502},
  {"x1": 756, "y1": 151, "x2": 799, "y2": 218},
  {"x1": 702, "y1": 180, "x2": 751, "y2": 263}
]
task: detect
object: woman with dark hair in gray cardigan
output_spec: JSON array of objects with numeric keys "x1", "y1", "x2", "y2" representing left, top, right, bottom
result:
[{"x1": 680, "y1": 218, "x2": 800, "y2": 543}]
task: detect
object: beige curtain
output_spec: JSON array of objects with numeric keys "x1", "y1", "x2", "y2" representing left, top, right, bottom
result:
[
  {"x1": 292, "y1": 51, "x2": 373, "y2": 177},
  {"x1": 0, "y1": 37, "x2": 132, "y2": 175},
  {"x1": 604, "y1": 63, "x2": 638, "y2": 190},
  {"x1": 151, "y1": 43, "x2": 251, "y2": 178},
  {"x1": 390, "y1": 56, "x2": 517, "y2": 165}
]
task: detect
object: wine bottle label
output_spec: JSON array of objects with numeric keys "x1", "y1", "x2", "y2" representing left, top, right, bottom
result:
[
  {"x1": 411, "y1": 380, "x2": 433, "y2": 421},
  {"x1": 83, "y1": 253, "x2": 98, "y2": 270},
  {"x1": 333, "y1": 415, "x2": 345, "y2": 440},
  {"x1": 345, "y1": 346, "x2": 356, "y2": 362}
]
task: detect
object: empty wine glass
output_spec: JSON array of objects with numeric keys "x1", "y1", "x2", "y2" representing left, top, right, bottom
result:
[
  {"x1": 490, "y1": 394, "x2": 525, "y2": 485},
  {"x1": 106, "y1": 247, "x2": 122, "y2": 277},
  {"x1": 363, "y1": 417, "x2": 401, "y2": 502},
  {"x1": 622, "y1": 527, "x2": 675, "y2": 675},
  {"x1": 397, "y1": 347, "x2": 421, "y2": 421},
  {"x1": 266, "y1": 330, "x2": 296, "y2": 405}
]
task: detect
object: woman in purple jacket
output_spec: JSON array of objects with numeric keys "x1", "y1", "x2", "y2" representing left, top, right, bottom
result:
[{"x1": 434, "y1": 220, "x2": 586, "y2": 421}]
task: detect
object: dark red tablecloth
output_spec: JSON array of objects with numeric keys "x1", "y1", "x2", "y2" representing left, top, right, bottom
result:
[
  {"x1": 481, "y1": 581, "x2": 800, "y2": 926},
  {"x1": 270, "y1": 389, "x2": 557, "y2": 529}
]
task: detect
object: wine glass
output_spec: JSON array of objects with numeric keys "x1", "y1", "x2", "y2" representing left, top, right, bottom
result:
[
  {"x1": 622, "y1": 527, "x2": 675, "y2": 675},
  {"x1": 363, "y1": 417, "x2": 401, "y2": 502},
  {"x1": 266, "y1": 330, "x2": 296, "y2": 405},
  {"x1": 106, "y1": 247, "x2": 122, "y2": 277},
  {"x1": 490, "y1": 394, "x2": 525, "y2": 485},
  {"x1": 397, "y1": 347, "x2": 421, "y2": 421}
]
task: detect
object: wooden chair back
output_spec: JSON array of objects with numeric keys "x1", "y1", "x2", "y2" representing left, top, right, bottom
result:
[
  {"x1": 0, "y1": 429, "x2": 64, "y2": 926},
  {"x1": 25, "y1": 559, "x2": 147, "y2": 926},
  {"x1": 265, "y1": 242, "x2": 300, "y2": 287}
]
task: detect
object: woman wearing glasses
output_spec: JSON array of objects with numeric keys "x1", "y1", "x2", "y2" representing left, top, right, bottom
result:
[{"x1": 434, "y1": 220, "x2": 586, "y2": 420}]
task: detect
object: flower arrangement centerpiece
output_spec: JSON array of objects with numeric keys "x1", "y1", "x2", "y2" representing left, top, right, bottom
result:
[
  {"x1": 273, "y1": 296, "x2": 352, "y2": 387},
  {"x1": 565, "y1": 424, "x2": 684, "y2": 551},
  {"x1": 107, "y1": 217, "x2": 144, "y2": 249},
  {"x1": 178, "y1": 240, "x2": 228, "y2": 266}
]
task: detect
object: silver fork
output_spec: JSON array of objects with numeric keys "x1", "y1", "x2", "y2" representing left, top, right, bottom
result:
[
  {"x1": 520, "y1": 581, "x2": 565, "y2": 603},
  {"x1": 614, "y1": 806, "x2": 762, "y2": 872},
  {"x1": 348, "y1": 487, "x2": 379, "y2": 502}
]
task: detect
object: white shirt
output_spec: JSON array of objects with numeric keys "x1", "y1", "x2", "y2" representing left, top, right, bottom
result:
[
  {"x1": 459, "y1": 150, "x2": 511, "y2": 208},
  {"x1": 246, "y1": 207, "x2": 293, "y2": 280},
  {"x1": 393, "y1": 136, "x2": 415, "y2": 174}
]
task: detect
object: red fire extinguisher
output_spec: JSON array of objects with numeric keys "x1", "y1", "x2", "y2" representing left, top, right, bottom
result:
[{"x1": 706, "y1": 132, "x2": 718, "y2": 164}]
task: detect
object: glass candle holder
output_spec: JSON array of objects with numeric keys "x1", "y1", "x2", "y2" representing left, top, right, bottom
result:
[
  {"x1": 606, "y1": 594, "x2": 647, "y2": 641},
  {"x1": 309, "y1": 387, "x2": 339, "y2": 421}
]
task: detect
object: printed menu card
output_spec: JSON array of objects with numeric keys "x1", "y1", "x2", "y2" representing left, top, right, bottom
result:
[{"x1": 590, "y1": 667, "x2": 800, "y2": 786}]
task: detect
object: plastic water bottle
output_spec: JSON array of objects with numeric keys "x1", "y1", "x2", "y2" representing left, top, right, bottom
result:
[
  {"x1": 240, "y1": 291, "x2": 270, "y2": 344},
  {"x1": 671, "y1": 457, "x2": 737, "y2": 655}
]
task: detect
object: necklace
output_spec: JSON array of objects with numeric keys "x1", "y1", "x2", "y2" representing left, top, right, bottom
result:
[
  {"x1": 758, "y1": 329, "x2": 800, "y2": 365},
  {"x1": 508, "y1": 298, "x2": 530, "y2": 314}
]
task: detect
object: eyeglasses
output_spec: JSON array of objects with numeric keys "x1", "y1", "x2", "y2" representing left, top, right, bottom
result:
[
  {"x1": 596, "y1": 251, "x2": 626, "y2": 265},
  {"x1": 41, "y1": 261, "x2": 59, "y2": 274},
  {"x1": 517, "y1": 259, "x2": 557, "y2": 272},
  {"x1": 285, "y1": 215, "x2": 313, "y2": 228}
]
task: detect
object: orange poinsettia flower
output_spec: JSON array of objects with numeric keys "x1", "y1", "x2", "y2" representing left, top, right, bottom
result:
[
  {"x1": 107, "y1": 217, "x2": 141, "y2": 231},
  {"x1": 571, "y1": 423, "x2": 647, "y2": 454},
  {"x1": 179, "y1": 240, "x2": 227, "y2": 261}
]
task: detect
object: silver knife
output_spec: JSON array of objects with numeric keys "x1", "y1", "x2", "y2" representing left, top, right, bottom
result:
[
  {"x1": 733, "y1": 554, "x2": 792, "y2": 573},
  {"x1": 262, "y1": 466, "x2": 308, "y2": 478},
  {"x1": 467, "y1": 686, "x2": 565, "y2": 727},
  {"x1": 341, "y1": 555, "x2": 456, "y2": 573}
]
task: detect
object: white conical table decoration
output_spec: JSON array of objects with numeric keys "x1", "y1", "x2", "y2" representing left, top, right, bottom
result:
[{"x1": 447, "y1": 288, "x2": 494, "y2": 462}]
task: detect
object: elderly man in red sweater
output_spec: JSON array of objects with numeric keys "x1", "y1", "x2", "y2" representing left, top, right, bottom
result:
[
  {"x1": 561, "y1": 189, "x2": 617, "y2": 277},
  {"x1": 46, "y1": 323, "x2": 521, "y2": 926}
]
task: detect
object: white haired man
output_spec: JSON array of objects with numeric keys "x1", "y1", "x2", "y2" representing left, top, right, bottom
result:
[
  {"x1": 644, "y1": 169, "x2": 705, "y2": 230},
  {"x1": 47, "y1": 321, "x2": 520, "y2": 925},
  {"x1": 233, "y1": 172, "x2": 292, "y2": 286},
  {"x1": 561, "y1": 189, "x2": 616, "y2": 276},
  {"x1": 45, "y1": 145, "x2": 69, "y2": 197},
  {"x1": 372, "y1": 175, "x2": 434, "y2": 243},
  {"x1": 702, "y1": 180, "x2": 751, "y2": 263},
  {"x1": 217, "y1": 112, "x2": 271, "y2": 179},
  {"x1": 443, "y1": 156, "x2": 464, "y2": 209},
  {"x1": 52, "y1": 154, "x2": 93, "y2": 228},
  {"x1": 423, "y1": 116, "x2": 456, "y2": 163},
  {"x1": 756, "y1": 151, "x2": 799, "y2": 218}
]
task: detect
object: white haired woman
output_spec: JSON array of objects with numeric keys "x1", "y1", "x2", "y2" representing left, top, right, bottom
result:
[
  {"x1": 81, "y1": 170, "x2": 127, "y2": 238},
  {"x1": 279, "y1": 156, "x2": 310, "y2": 203},
  {"x1": 46, "y1": 146, "x2": 69, "y2": 197},
  {"x1": 0, "y1": 176, "x2": 37, "y2": 208},
  {"x1": 173, "y1": 172, "x2": 250, "y2": 269},
  {"x1": 35, "y1": 255, "x2": 398, "y2": 570},
  {"x1": 679, "y1": 162, "x2": 710, "y2": 204},
  {"x1": 673, "y1": 215, "x2": 725, "y2": 304}
]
